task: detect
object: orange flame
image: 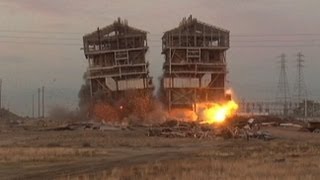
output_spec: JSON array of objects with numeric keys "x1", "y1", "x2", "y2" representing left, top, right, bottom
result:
[
  {"x1": 197, "y1": 100, "x2": 239, "y2": 124},
  {"x1": 169, "y1": 108, "x2": 198, "y2": 122}
]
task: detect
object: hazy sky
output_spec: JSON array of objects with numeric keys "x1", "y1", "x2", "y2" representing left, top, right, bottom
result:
[{"x1": 1, "y1": 0, "x2": 320, "y2": 116}]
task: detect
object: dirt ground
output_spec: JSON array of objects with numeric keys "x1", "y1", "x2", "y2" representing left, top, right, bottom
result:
[{"x1": 0, "y1": 120, "x2": 319, "y2": 180}]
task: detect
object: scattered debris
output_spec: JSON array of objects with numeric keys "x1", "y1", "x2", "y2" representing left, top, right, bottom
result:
[
  {"x1": 280, "y1": 123, "x2": 303, "y2": 128},
  {"x1": 147, "y1": 118, "x2": 275, "y2": 141},
  {"x1": 41, "y1": 122, "x2": 124, "y2": 131},
  {"x1": 248, "y1": 118, "x2": 255, "y2": 124},
  {"x1": 261, "y1": 122, "x2": 278, "y2": 127},
  {"x1": 147, "y1": 120, "x2": 216, "y2": 139},
  {"x1": 253, "y1": 131, "x2": 274, "y2": 141},
  {"x1": 312, "y1": 129, "x2": 320, "y2": 133},
  {"x1": 307, "y1": 121, "x2": 320, "y2": 133},
  {"x1": 31, "y1": 115, "x2": 281, "y2": 141}
]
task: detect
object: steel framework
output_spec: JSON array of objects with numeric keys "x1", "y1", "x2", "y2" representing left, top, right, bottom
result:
[
  {"x1": 83, "y1": 18, "x2": 153, "y2": 100},
  {"x1": 161, "y1": 15, "x2": 230, "y2": 111}
]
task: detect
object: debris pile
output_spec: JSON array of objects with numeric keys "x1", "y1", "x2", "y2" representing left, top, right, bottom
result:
[
  {"x1": 43, "y1": 122, "x2": 125, "y2": 131},
  {"x1": 147, "y1": 120, "x2": 216, "y2": 139},
  {"x1": 232, "y1": 118, "x2": 275, "y2": 141},
  {"x1": 147, "y1": 118, "x2": 275, "y2": 141},
  {"x1": 38, "y1": 115, "x2": 278, "y2": 141},
  {"x1": 307, "y1": 121, "x2": 320, "y2": 133}
]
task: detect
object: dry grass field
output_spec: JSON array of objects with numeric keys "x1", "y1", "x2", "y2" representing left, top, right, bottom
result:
[
  {"x1": 0, "y1": 120, "x2": 319, "y2": 180},
  {"x1": 102, "y1": 140, "x2": 320, "y2": 180}
]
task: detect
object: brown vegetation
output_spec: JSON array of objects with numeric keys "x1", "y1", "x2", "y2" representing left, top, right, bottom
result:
[
  {"x1": 66, "y1": 140, "x2": 320, "y2": 180},
  {"x1": 0, "y1": 118, "x2": 319, "y2": 179},
  {"x1": 0, "y1": 147, "x2": 108, "y2": 163}
]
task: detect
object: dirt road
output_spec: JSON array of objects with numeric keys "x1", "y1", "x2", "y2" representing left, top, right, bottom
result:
[{"x1": 2, "y1": 141, "x2": 225, "y2": 179}]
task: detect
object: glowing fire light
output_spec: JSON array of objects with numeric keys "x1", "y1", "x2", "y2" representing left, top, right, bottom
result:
[
  {"x1": 225, "y1": 89, "x2": 232, "y2": 95},
  {"x1": 198, "y1": 100, "x2": 239, "y2": 124}
]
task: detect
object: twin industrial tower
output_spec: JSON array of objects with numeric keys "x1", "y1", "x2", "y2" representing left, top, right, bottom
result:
[{"x1": 82, "y1": 16, "x2": 229, "y2": 111}]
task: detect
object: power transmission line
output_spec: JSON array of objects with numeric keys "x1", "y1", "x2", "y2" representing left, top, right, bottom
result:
[
  {"x1": 231, "y1": 39, "x2": 319, "y2": 43},
  {"x1": 276, "y1": 54, "x2": 291, "y2": 116},
  {"x1": 0, "y1": 41, "x2": 80, "y2": 46},
  {"x1": 294, "y1": 52, "x2": 308, "y2": 102},
  {"x1": 1, "y1": 35, "x2": 320, "y2": 43},
  {"x1": 0, "y1": 40, "x2": 319, "y2": 48},
  {"x1": 1, "y1": 29, "x2": 320, "y2": 37},
  {"x1": 0, "y1": 29, "x2": 82, "y2": 35},
  {"x1": 232, "y1": 44, "x2": 319, "y2": 48},
  {"x1": 0, "y1": 35, "x2": 80, "y2": 40},
  {"x1": 230, "y1": 33, "x2": 320, "y2": 37},
  {"x1": 0, "y1": 30, "x2": 320, "y2": 48}
]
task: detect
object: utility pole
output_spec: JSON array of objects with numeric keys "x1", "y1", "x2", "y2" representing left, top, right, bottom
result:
[
  {"x1": 304, "y1": 99, "x2": 308, "y2": 118},
  {"x1": 0, "y1": 79, "x2": 2, "y2": 110},
  {"x1": 0, "y1": 79, "x2": 2, "y2": 117},
  {"x1": 32, "y1": 94, "x2": 35, "y2": 118},
  {"x1": 42, "y1": 86, "x2": 44, "y2": 118},
  {"x1": 276, "y1": 54, "x2": 290, "y2": 117},
  {"x1": 38, "y1": 88, "x2": 40, "y2": 118}
]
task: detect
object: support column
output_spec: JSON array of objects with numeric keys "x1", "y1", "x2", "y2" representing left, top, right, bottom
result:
[
  {"x1": 42, "y1": 86, "x2": 45, "y2": 118},
  {"x1": 38, "y1": 88, "x2": 40, "y2": 118},
  {"x1": 169, "y1": 49, "x2": 172, "y2": 74},
  {"x1": 168, "y1": 89, "x2": 171, "y2": 111},
  {"x1": 32, "y1": 94, "x2": 34, "y2": 118}
]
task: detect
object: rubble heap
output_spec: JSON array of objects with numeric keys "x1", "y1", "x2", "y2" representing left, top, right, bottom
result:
[{"x1": 147, "y1": 117, "x2": 275, "y2": 141}]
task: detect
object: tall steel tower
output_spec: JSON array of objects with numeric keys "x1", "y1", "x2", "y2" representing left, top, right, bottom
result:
[
  {"x1": 294, "y1": 52, "x2": 308, "y2": 103},
  {"x1": 276, "y1": 54, "x2": 290, "y2": 116}
]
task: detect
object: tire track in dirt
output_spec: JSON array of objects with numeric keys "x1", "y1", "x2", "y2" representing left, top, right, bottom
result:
[{"x1": 10, "y1": 147, "x2": 203, "y2": 180}]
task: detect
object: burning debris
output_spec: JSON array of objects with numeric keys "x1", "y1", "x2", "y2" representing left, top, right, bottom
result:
[
  {"x1": 166, "y1": 90, "x2": 239, "y2": 123},
  {"x1": 147, "y1": 117, "x2": 275, "y2": 141},
  {"x1": 197, "y1": 100, "x2": 239, "y2": 124}
]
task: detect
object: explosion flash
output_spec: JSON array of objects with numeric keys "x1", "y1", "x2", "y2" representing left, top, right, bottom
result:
[{"x1": 197, "y1": 100, "x2": 239, "y2": 124}]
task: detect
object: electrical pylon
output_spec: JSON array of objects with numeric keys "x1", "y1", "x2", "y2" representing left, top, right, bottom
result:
[
  {"x1": 276, "y1": 53, "x2": 291, "y2": 116},
  {"x1": 294, "y1": 52, "x2": 308, "y2": 103}
]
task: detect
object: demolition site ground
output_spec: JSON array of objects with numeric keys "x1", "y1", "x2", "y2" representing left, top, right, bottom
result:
[{"x1": 0, "y1": 117, "x2": 320, "y2": 180}]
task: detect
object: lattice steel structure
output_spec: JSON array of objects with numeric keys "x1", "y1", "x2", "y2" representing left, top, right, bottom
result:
[
  {"x1": 276, "y1": 54, "x2": 291, "y2": 116},
  {"x1": 161, "y1": 16, "x2": 230, "y2": 111},
  {"x1": 83, "y1": 18, "x2": 153, "y2": 99},
  {"x1": 294, "y1": 52, "x2": 308, "y2": 103}
]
